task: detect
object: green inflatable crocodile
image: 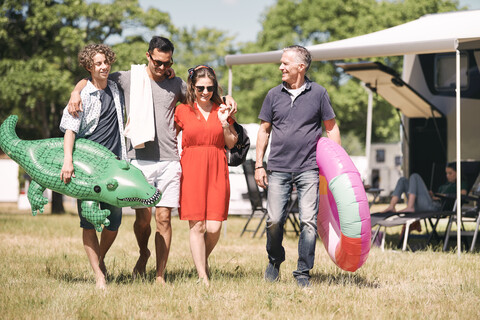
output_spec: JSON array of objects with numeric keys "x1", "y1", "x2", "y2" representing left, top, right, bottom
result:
[{"x1": 0, "y1": 115, "x2": 161, "y2": 231}]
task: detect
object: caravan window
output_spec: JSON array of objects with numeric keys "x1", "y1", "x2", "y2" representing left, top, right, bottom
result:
[
  {"x1": 434, "y1": 53, "x2": 468, "y2": 91},
  {"x1": 420, "y1": 50, "x2": 480, "y2": 98},
  {"x1": 395, "y1": 155, "x2": 402, "y2": 167},
  {"x1": 376, "y1": 149, "x2": 385, "y2": 163}
]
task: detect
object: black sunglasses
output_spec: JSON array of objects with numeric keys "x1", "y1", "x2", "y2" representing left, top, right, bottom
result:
[
  {"x1": 195, "y1": 86, "x2": 215, "y2": 92},
  {"x1": 148, "y1": 53, "x2": 173, "y2": 68}
]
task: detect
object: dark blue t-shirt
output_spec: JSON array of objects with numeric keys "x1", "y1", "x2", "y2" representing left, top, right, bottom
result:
[
  {"x1": 87, "y1": 86, "x2": 122, "y2": 158},
  {"x1": 258, "y1": 79, "x2": 335, "y2": 172}
]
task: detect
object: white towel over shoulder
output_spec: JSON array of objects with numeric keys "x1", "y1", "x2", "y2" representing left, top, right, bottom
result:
[{"x1": 124, "y1": 64, "x2": 155, "y2": 149}]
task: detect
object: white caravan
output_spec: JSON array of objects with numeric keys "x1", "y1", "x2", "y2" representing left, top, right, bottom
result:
[{"x1": 225, "y1": 9, "x2": 480, "y2": 195}]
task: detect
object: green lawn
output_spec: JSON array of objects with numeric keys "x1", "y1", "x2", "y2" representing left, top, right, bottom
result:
[{"x1": 1, "y1": 206, "x2": 479, "y2": 319}]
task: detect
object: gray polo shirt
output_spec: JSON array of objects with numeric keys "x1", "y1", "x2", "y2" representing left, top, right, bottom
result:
[
  {"x1": 258, "y1": 78, "x2": 336, "y2": 172},
  {"x1": 110, "y1": 70, "x2": 187, "y2": 161}
]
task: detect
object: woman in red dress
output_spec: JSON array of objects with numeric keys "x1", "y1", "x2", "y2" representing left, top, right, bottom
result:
[{"x1": 174, "y1": 65, "x2": 237, "y2": 286}]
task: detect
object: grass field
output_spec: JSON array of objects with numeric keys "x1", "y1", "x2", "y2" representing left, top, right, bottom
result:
[{"x1": 1, "y1": 203, "x2": 480, "y2": 320}]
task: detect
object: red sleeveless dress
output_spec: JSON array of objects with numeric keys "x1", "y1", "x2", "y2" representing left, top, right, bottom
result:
[{"x1": 174, "y1": 103, "x2": 232, "y2": 221}]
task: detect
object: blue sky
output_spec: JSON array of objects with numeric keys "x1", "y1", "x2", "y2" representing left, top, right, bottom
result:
[
  {"x1": 139, "y1": 0, "x2": 479, "y2": 43},
  {"x1": 139, "y1": 0, "x2": 274, "y2": 42}
]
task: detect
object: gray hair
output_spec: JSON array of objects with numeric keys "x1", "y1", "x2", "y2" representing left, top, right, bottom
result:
[{"x1": 283, "y1": 45, "x2": 311, "y2": 72}]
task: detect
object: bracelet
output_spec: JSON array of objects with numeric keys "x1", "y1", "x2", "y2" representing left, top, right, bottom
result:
[
  {"x1": 255, "y1": 166, "x2": 264, "y2": 170},
  {"x1": 221, "y1": 122, "x2": 229, "y2": 128}
]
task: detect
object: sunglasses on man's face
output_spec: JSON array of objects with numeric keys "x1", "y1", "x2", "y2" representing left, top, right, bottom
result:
[
  {"x1": 195, "y1": 86, "x2": 215, "y2": 92},
  {"x1": 148, "y1": 53, "x2": 173, "y2": 68}
]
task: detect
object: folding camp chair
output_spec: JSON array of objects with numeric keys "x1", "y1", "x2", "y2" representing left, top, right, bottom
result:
[
  {"x1": 442, "y1": 173, "x2": 480, "y2": 252},
  {"x1": 467, "y1": 207, "x2": 480, "y2": 251},
  {"x1": 240, "y1": 160, "x2": 268, "y2": 237},
  {"x1": 373, "y1": 199, "x2": 456, "y2": 251},
  {"x1": 371, "y1": 161, "x2": 480, "y2": 251}
]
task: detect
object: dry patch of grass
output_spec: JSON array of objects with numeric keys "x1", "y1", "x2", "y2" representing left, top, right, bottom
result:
[{"x1": 1, "y1": 206, "x2": 480, "y2": 319}]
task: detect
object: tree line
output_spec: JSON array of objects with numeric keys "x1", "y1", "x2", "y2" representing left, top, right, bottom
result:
[{"x1": 0, "y1": 0, "x2": 463, "y2": 210}]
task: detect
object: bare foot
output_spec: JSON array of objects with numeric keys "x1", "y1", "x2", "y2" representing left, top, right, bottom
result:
[
  {"x1": 95, "y1": 274, "x2": 107, "y2": 290},
  {"x1": 156, "y1": 276, "x2": 166, "y2": 285},
  {"x1": 197, "y1": 277, "x2": 209, "y2": 287},
  {"x1": 380, "y1": 206, "x2": 396, "y2": 214},
  {"x1": 132, "y1": 249, "x2": 150, "y2": 279}
]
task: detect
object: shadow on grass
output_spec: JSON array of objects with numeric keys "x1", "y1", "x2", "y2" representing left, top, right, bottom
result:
[
  {"x1": 380, "y1": 231, "x2": 465, "y2": 252},
  {"x1": 48, "y1": 265, "x2": 260, "y2": 285},
  {"x1": 45, "y1": 268, "x2": 93, "y2": 284},
  {"x1": 311, "y1": 272, "x2": 380, "y2": 288},
  {"x1": 46, "y1": 263, "x2": 381, "y2": 288},
  {"x1": 111, "y1": 265, "x2": 259, "y2": 285}
]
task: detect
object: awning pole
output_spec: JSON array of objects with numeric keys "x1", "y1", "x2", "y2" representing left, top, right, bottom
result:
[
  {"x1": 361, "y1": 83, "x2": 373, "y2": 184},
  {"x1": 455, "y1": 48, "x2": 461, "y2": 258},
  {"x1": 225, "y1": 66, "x2": 233, "y2": 239},
  {"x1": 228, "y1": 67, "x2": 233, "y2": 96}
]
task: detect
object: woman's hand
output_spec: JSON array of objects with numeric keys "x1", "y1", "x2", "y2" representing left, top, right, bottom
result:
[
  {"x1": 218, "y1": 104, "x2": 237, "y2": 149},
  {"x1": 218, "y1": 104, "x2": 234, "y2": 127},
  {"x1": 429, "y1": 190, "x2": 440, "y2": 201}
]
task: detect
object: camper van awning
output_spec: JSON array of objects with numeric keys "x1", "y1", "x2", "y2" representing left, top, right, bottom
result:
[
  {"x1": 225, "y1": 10, "x2": 480, "y2": 66},
  {"x1": 224, "y1": 10, "x2": 480, "y2": 256},
  {"x1": 336, "y1": 62, "x2": 444, "y2": 118}
]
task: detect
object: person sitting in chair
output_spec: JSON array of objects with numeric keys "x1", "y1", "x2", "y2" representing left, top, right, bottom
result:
[{"x1": 380, "y1": 162, "x2": 468, "y2": 232}]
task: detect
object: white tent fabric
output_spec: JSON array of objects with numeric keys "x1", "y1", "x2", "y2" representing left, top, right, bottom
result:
[
  {"x1": 225, "y1": 10, "x2": 480, "y2": 255},
  {"x1": 225, "y1": 10, "x2": 480, "y2": 66},
  {"x1": 336, "y1": 62, "x2": 443, "y2": 118}
]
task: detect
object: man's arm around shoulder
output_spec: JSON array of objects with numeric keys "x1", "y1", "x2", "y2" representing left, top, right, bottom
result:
[{"x1": 68, "y1": 78, "x2": 89, "y2": 117}]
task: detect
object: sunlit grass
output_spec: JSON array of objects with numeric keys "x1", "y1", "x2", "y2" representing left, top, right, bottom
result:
[{"x1": 1, "y1": 204, "x2": 480, "y2": 319}]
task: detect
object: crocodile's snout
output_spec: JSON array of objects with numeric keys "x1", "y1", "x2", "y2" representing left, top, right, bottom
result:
[{"x1": 119, "y1": 188, "x2": 161, "y2": 205}]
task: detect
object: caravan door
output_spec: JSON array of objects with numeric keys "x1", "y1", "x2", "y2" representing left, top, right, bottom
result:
[{"x1": 338, "y1": 61, "x2": 447, "y2": 192}]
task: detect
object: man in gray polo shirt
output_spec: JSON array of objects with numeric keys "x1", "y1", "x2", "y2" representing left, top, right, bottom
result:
[{"x1": 255, "y1": 45, "x2": 341, "y2": 288}]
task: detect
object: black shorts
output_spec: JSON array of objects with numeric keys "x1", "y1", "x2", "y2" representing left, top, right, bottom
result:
[{"x1": 77, "y1": 200, "x2": 122, "y2": 231}]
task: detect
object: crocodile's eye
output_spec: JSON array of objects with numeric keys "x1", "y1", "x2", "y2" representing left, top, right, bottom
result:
[
  {"x1": 106, "y1": 179, "x2": 118, "y2": 191},
  {"x1": 94, "y1": 185, "x2": 101, "y2": 193}
]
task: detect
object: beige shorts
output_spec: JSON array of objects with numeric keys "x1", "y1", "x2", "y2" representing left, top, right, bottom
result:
[{"x1": 130, "y1": 160, "x2": 181, "y2": 208}]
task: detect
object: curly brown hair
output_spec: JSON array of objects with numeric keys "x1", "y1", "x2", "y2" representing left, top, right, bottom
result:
[{"x1": 78, "y1": 43, "x2": 116, "y2": 71}]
